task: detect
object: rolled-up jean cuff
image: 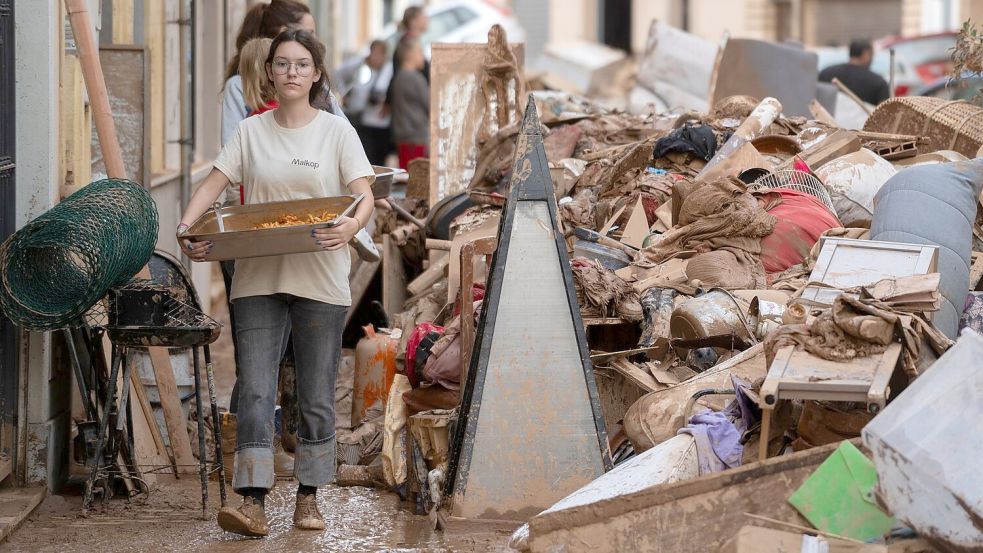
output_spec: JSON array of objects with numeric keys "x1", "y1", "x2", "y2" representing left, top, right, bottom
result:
[
  {"x1": 295, "y1": 436, "x2": 337, "y2": 487},
  {"x1": 232, "y1": 446, "x2": 275, "y2": 492}
]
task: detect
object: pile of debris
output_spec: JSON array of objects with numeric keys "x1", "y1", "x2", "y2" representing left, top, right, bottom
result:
[{"x1": 331, "y1": 22, "x2": 983, "y2": 553}]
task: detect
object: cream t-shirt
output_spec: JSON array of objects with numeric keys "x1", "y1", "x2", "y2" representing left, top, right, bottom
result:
[{"x1": 213, "y1": 110, "x2": 374, "y2": 306}]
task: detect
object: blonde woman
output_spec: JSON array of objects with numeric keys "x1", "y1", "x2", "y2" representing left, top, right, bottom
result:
[{"x1": 239, "y1": 38, "x2": 278, "y2": 116}]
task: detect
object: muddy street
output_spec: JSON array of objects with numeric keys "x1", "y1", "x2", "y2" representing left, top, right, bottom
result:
[{"x1": 5, "y1": 478, "x2": 513, "y2": 552}]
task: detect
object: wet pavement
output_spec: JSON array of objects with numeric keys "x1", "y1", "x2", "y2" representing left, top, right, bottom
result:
[{"x1": 5, "y1": 478, "x2": 515, "y2": 552}]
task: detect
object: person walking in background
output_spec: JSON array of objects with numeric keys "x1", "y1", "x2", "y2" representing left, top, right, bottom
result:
[
  {"x1": 391, "y1": 39, "x2": 430, "y2": 169},
  {"x1": 819, "y1": 38, "x2": 890, "y2": 106},
  {"x1": 180, "y1": 30, "x2": 375, "y2": 537},
  {"x1": 336, "y1": 40, "x2": 393, "y2": 165},
  {"x1": 384, "y1": 6, "x2": 430, "y2": 112}
]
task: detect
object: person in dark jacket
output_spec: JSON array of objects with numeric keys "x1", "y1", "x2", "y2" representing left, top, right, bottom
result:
[{"x1": 819, "y1": 39, "x2": 890, "y2": 105}]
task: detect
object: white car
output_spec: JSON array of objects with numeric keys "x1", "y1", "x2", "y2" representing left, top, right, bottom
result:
[{"x1": 379, "y1": 0, "x2": 526, "y2": 59}]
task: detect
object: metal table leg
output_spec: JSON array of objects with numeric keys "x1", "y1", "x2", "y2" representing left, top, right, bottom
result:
[
  {"x1": 192, "y1": 346, "x2": 209, "y2": 519},
  {"x1": 83, "y1": 344, "x2": 122, "y2": 514}
]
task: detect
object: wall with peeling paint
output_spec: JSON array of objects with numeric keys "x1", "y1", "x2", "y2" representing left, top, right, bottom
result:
[{"x1": 13, "y1": 1, "x2": 72, "y2": 491}]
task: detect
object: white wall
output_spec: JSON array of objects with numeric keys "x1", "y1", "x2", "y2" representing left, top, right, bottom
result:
[{"x1": 14, "y1": 0, "x2": 70, "y2": 489}]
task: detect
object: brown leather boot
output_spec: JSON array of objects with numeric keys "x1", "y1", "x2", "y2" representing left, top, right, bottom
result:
[
  {"x1": 293, "y1": 492, "x2": 325, "y2": 531},
  {"x1": 217, "y1": 496, "x2": 269, "y2": 537}
]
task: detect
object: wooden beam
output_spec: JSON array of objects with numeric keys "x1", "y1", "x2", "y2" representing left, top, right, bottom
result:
[
  {"x1": 406, "y1": 253, "x2": 449, "y2": 297},
  {"x1": 112, "y1": 0, "x2": 134, "y2": 44},
  {"x1": 148, "y1": 347, "x2": 196, "y2": 474},
  {"x1": 382, "y1": 235, "x2": 407, "y2": 317}
]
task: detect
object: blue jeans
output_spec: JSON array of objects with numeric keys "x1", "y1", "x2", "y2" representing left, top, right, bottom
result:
[{"x1": 231, "y1": 294, "x2": 347, "y2": 492}]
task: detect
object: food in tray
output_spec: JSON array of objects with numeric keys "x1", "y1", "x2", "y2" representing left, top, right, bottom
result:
[{"x1": 254, "y1": 210, "x2": 339, "y2": 229}]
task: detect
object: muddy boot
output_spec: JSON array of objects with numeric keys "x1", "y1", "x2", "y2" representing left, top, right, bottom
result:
[
  {"x1": 217, "y1": 495, "x2": 269, "y2": 537},
  {"x1": 293, "y1": 489, "x2": 325, "y2": 531}
]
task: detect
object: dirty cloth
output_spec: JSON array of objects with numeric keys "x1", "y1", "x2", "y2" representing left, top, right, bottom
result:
[
  {"x1": 760, "y1": 188, "x2": 840, "y2": 274},
  {"x1": 571, "y1": 257, "x2": 643, "y2": 321},
  {"x1": 405, "y1": 322, "x2": 443, "y2": 388},
  {"x1": 871, "y1": 159, "x2": 983, "y2": 339},
  {"x1": 652, "y1": 124, "x2": 719, "y2": 161},
  {"x1": 677, "y1": 411, "x2": 742, "y2": 475},
  {"x1": 643, "y1": 177, "x2": 776, "y2": 289},
  {"x1": 960, "y1": 292, "x2": 983, "y2": 336}
]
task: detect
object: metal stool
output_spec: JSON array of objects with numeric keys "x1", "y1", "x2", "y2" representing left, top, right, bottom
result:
[{"x1": 83, "y1": 280, "x2": 227, "y2": 516}]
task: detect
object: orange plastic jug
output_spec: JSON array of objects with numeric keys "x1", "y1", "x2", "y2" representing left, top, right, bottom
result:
[{"x1": 352, "y1": 325, "x2": 398, "y2": 427}]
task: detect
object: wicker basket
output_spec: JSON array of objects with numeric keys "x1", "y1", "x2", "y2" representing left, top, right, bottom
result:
[{"x1": 863, "y1": 96, "x2": 983, "y2": 158}]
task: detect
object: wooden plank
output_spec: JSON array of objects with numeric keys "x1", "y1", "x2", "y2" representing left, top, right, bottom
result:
[
  {"x1": 382, "y1": 235, "x2": 407, "y2": 317},
  {"x1": 528, "y1": 440, "x2": 852, "y2": 553},
  {"x1": 969, "y1": 251, "x2": 983, "y2": 291},
  {"x1": 91, "y1": 46, "x2": 150, "y2": 187},
  {"x1": 608, "y1": 358, "x2": 658, "y2": 393},
  {"x1": 112, "y1": 0, "x2": 133, "y2": 44},
  {"x1": 406, "y1": 253, "x2": 449, "y2": 297},
  {"x1": 778, "y1": 129, "x2": 861, "y2": 172},
  {"x1": 147, "y1": 347, "x2": 195, "y2": 474},
  {"x1": 809, "y1": 98, "x2": 838, "y2": 126},
  {"x1": 429, "y1": 43, "x2": 525, "y2": 208}
]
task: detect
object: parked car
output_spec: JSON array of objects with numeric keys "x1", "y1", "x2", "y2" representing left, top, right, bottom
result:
[
  {"x1": 915, "y1": 73, "x2": 983, "y2": 103},
  {"x1": 876, "y1": 32, "x2": 957, "y2": 94},
  {"x1": 378, "y1": 0, "x2": 526, "y2": 60}
]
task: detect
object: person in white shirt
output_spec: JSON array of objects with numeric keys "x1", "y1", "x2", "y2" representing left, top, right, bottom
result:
[{"x1": 178, "y1": 30, "x2": 374, "y2": 538}]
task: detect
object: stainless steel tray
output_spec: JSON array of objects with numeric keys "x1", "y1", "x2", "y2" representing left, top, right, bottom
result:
[
  {"x1": 371, "y1": 165, "x2": 405, "y2": 199},
  {"x1": 181, "y1": 194, "x2": 363, "y2": 261}
]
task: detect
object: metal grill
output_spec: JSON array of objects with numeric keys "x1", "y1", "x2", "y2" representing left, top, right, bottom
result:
[{"x1": 749, "y1": 170, "x2": 838, "y2": 217}]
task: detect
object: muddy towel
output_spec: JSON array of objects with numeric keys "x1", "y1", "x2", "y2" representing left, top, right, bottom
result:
[
  {"x1": 643, "y1": 177, "x2": 776, "y2": 289},
  {"x1": 571, "y1": 257, "x2": 643, "y2": 321},
  {"x1": 652, "y1": 124, "x2": 719, "y2": 161}
]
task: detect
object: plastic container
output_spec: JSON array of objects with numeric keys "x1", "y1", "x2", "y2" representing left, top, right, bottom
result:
[{"x1": 352, "y1": 325, "x2": 399, "y2": 427}]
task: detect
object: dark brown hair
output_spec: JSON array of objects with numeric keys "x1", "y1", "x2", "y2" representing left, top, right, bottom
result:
[
  {"x1": 224, "y1": 0, "x2": 311, "y2": 81},
  {"x1": 399, "y1": 6, "x2": 423, "y2": 32},
  {"x1": 266, "y1": 30, "x2": 329, "y2": 105}
]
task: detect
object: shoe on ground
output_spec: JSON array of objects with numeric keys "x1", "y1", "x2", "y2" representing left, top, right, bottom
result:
[
  {"x1": 293, "y1": 492, "x2": 325, "y2": 531},
  {"x1": 217, "y1": 496, "x2": 269, "y2": 537}
]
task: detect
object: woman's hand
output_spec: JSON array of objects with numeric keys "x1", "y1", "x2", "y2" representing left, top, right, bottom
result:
[
  {"x1": 313, "y1": 216, "x2": 360, "y2": 251},
  {"x1": 177, "y1": 224, "x2": 212, "y2": 262}
]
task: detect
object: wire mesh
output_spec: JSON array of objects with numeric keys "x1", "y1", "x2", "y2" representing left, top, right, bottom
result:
[
  {"x1": 749, "y1": 170, "x2": 838, "y2": 217},
  {"x1": 0, "y1": 179, "x2": 158, "y2": 331}
]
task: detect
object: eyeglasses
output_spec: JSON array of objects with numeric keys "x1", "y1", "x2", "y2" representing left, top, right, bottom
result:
[{"x1": 271, "y1": 58, "x2": 314, "y2": 77}]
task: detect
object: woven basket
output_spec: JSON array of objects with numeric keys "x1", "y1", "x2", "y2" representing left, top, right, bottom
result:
[{"x1": 863, "y1": 96, "x2": 983, "y2": 158}]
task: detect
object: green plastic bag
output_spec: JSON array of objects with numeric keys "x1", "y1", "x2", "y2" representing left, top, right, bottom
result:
[{"x1": 788, "y1": 441, "x2": 895, "y2": 541}]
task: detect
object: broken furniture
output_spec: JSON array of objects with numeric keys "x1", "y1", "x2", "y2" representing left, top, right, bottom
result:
[
  {"x1": 862, "y1": 329, "x2": 983, "y2": 551},
  {"x1": 758, "y1": 343, "x2": 902, "y2": 461},
  {"x1": 800, "y1": 238, "x2": 938, "y2": 308},
  {"x1": 445, "y1": 99, "x2": 611, "y2": 521},
  {"x1": 525, "y1": 440, "x2": 849, "y2": 553},
  {"x1": 88, "y1": 280, "x2": 227, "y2": 517}
]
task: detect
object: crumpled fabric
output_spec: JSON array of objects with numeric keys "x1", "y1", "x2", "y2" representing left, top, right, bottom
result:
[
  {"x1": 571, "y1": 257, "x2": 643, "y2": 321},
  {"x1": 652, "y1": 124, "x2": 719, "y2": 161},
  {"x1": 764, "y1": 294, "x2": 938, "y2": 377},
  {"x1": 643, "y1": 177, "x2": 776, "y2": 289},
  {"x1": 676, "y1": 375, "x2": 755, "y2": 475}
]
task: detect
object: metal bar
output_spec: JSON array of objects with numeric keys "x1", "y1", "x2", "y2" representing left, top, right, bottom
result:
[
  {"x1": 203, "y1": 346, "x2": 227, "y2": 506},
  {"x1": 62, "y1": 328, "x2": 98, "y2": 422},
  {"x1": 83, "y1": 344, "x2": 123, "y2": 513},
  {"x1": 192, "y1": 347, "x2": 208, "y2": 519}
]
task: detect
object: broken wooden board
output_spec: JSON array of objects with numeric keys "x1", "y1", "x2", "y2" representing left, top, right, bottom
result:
[
  {"x1": 91, "y1": 45, "x2": 149, "y2": 187},
  {"x1": 447, "y1": 98, "x2": 610, "y2": 521},
  {"x1": 620, "y1": 198, "x2": 649, "y2": 250},
  {"x1": 779, "y1": 129, "x2": 861, "y2": 172},
  {"x1": 382, "y1": 235, "x2": 407, "y2": 317},
  {"x1": 429, "y1": 42, "x2": 525, "y2": 208},
  {"x1": 527, "y1": 440, "x2": 851, "y2": 553}
]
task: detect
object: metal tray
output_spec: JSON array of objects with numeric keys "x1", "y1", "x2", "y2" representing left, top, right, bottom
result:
[
  {"x1": 181, "y1": 194, "x2": 363, "y2": 261},
  {"x1": 371, "y1": 165, "x2": 405, "y2": 199}
]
